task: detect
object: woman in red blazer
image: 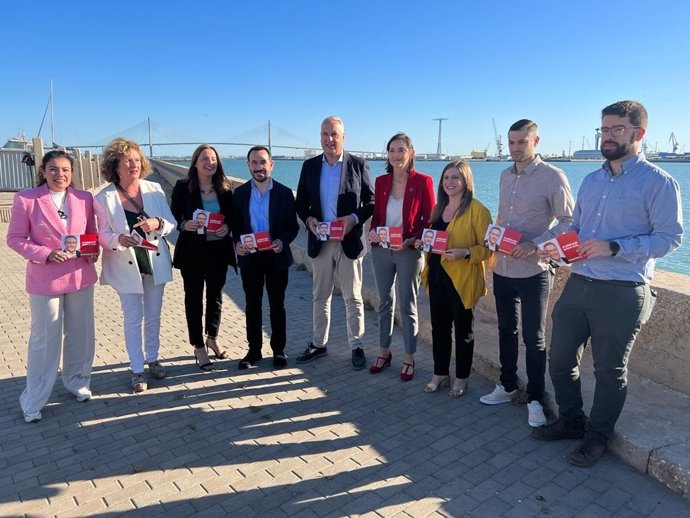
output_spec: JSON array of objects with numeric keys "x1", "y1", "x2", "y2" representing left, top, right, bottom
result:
[
  {"x1": 368, "y1": 133, "x2": 435, "y2": 381},
  {"x1": 7, "y1": 150, "x2": 98, "y2": 423}
]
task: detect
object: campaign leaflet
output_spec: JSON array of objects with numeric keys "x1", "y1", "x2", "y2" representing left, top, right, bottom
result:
[
  {"x1": 538, "y1": 231, "x2": 585, "y2": 267},
  {"x1": 240, "y1": 231, "x2": 272, "y2": 253},
  {"x1": 482, "y1": 224, "x2": 522, "y2": 253},
  {"x1": 206, "y1": 212, "x2": 225, "y2": 233},
  {"x1": 375, "y1": 226, "x2": 403, "y2": 249},
  {"x1": 192, "y1": 208, "x2": 210, "y2": 234},
  {"x1": 328, "y1": 220, "x2": 345, "y2": 241},
  {"x1": 129, "y1": 230, "x2": 158, "y2": 251},
  {"x1": 78, "y1": 233, "x2": 99, "y2": 256},
  {"x1": 418, "y1": 228, "x2": 448, "y2": 255},
  {"x1": 497, "y1": 228, "x2": 522, "y2": 254},
  {"x1": 60, "y1": 234, "x2": 82, "y2": 258}
]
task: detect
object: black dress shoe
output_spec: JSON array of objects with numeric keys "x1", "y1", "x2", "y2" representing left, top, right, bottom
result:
[
  {"x1": 296, "y1": 343, "x2": 327, "y2": 364},
  {"x1": 531, "y1": 418, "x2": 585, "y2": 441},
  {"x1": 351, "y1": 347, "x2": 366, "y2": 370},
  {"x1": 273, "y1": 354, "x2": 288, "y2": 369},
  {"x1": 238, "y1": 354, "x2": 262, "y2": 370},
  {"x1": 568, "y1": 438, "x2": 607, "y2": 467}
]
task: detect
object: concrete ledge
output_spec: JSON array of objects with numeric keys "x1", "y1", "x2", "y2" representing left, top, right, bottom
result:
[{"x1": 289, "y1": 228, "x2": 690, "y2": 500}]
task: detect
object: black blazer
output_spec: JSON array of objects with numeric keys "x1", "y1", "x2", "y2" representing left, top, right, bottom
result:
[
  {"x1": 232, "y1": 179, "x2": 299, "y2": 270},
  {"x1": 170, "y1": 179, "x2": 237, "y2": 271},
  {"x1": 295, "y1": 152, "x2": 375, "y2": 259}
]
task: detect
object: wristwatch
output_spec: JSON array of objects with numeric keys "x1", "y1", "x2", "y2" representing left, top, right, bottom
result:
[{"x1": 609, "y1": 241, "x2": 620, "y2": 256}]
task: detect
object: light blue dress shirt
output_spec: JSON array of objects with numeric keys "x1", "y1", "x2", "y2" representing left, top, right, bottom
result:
[
  {"x1": 250, "y1": 178, "x2": 273, "y2": 233},
  {"x1": 571, "y1": 153, "x2": 683, "y2": 283},
  {"x1": 319, "y1": 155, "x2": 342, "y2": 222}
]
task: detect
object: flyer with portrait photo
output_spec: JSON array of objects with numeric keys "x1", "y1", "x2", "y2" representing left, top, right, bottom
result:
[
  {"x1": 61, "y1": 234, "x2": 81, "y2": 258},
  {"x1": 376, "y1": 226, "x2": 403, "y2": 249},
  {"x1": 538, "y1": 231, "x2": 584, "y2": 267},
  {"x1": 129, "y1": 230, "x2": 158, "y2": 251},
  {"x1": 482, "y1": 224, "x2": 522, "y2": 254},
  {"x1": 419, "y1": 228, "x2": 448, "y2": 254},
  {"x1": 240, "y1": 232, "x2": 272, "y2": 253},
  {"x1": 192, "y1": 209, "x2": 209, "y2": 234}
]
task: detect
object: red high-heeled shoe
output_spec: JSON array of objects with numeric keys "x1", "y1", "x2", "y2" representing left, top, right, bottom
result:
[
  {"x1": 400, "y1": 361, "x2": 415, "y2": 382},
  {"x1": 369, "y1": 351, "x2": 392, "y2": 373}
]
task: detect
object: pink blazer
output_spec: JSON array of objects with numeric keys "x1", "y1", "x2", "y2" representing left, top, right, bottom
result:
[{"x1": 6, "y1": 185, "x2": 98, "y2": 296}]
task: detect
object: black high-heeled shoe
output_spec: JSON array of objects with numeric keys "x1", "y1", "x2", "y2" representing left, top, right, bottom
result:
[
  {"x1": 206, "y1": 337, "x2": 229, "y2": 360},
  {"x1": 194, "y1": 347, "x2": 215, "y2": 372}
]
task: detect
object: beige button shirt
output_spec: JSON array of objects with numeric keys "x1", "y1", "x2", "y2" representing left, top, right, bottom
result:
[{"x1": 493, "y1": 156, "x2": 574, "y2": 278}]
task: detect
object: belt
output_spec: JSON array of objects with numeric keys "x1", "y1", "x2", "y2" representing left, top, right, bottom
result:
[{"x1": 571, "y1": 273, "x2": 644, "y2": 288}]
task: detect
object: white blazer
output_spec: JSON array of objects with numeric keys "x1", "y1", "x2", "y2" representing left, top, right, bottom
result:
[{"x1": 94, "y1": 180, "x2": 175, "y2": 294}]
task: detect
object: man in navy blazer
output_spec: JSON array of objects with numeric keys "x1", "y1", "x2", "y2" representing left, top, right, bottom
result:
[
  {"x1": 233, "y1": 146, "x2": 299, "y2": 369},
  {"x1": 295, "y1": 116, "x2": 375, "y2": 370}
]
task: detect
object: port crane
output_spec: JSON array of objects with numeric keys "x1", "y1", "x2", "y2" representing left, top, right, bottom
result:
[
  {"x1": 669, "y1": 132, "x2": 679, "y2": 154},
  {"x1": 492, "y1": 119, "x2": 503, "y2": 159}
]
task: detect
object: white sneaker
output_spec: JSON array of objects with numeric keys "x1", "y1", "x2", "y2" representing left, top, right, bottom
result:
[
  {"x1": 479, "y1": 384, "x2": 517, "y2": 405},
  {"x1": 24, "y1": 411, "x2": 42, "y2": 423},
  {"x1": 527, "y1": 401, "x2": 546, "y2": 427},
  {"x1": 75, "y1": 387, "x2": 92, "y2": 402}
]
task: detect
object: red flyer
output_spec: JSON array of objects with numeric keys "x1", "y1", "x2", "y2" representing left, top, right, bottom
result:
[
  {"x1": 79, "y1": 233, "x2": 99, "y2": 256},
  {"x1": 431, "y1": 230, "x2": 448, "y2": 254},
  {"x1": 206, "y1": 212, "x2": 225, "y2": 233},
  {"x1": 498, "y1": 228, "x2": 522, "y2": 254},
  {"x1": 329, "y1": 220, "x2": 345, "y2": 241},
  {"x1": 254, "y1": 231, "x2": 272, "y2": 251},
  {"x1": 129, "y1": 230, "x2": 158, "y2": 251},
  {"x1": 375, "y1": 226, "x2": 403, "y2": 249},
  {"x1": 538, "y1": 231, "x2": 584, "y2": 266}
]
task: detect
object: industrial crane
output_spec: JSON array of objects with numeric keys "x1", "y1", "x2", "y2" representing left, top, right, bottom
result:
[
  {"x1": 492, "y1": 119, "x2": 503, "y2": 159},
  {"x1": 669, "y1": 132, "x2": 679, "y2": 154}
]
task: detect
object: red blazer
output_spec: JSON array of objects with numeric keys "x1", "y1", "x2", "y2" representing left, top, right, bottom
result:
[
  {"x1": 371, "y1": 169, "x2": 435, "y2": 244},
  {"x1": 7, "y1": 185, "x2": 98, "y2": 296}
]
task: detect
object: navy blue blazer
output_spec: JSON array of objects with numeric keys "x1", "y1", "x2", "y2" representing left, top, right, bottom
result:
[
  {"x1": 295, "y1": 152, "x2": 375, "y2": 259},
  {"x1": 232, "y1": 179, "x2": 299, "y2": 270}
]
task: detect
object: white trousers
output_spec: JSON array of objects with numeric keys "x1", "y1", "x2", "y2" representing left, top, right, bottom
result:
[
  {"x1": 20, "y1": 286, "x2": 95, "y2": 416},
  {"x1": 118, "y1": 274, "x2": 165, "y2": 373}
]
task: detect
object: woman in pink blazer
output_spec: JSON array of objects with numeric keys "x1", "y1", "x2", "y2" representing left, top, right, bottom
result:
[{"x1": 6, "y1": 150, "x2": 98, "y2": 423}]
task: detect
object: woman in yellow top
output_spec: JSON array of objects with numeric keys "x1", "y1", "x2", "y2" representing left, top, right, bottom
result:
[{"x1": 419, "y1": 161, "x2": 492, "y2": 397}]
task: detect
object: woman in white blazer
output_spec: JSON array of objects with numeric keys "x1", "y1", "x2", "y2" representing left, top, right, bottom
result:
[{"x1": 94, "y1": 138, "x2": 175, "y2": 393}]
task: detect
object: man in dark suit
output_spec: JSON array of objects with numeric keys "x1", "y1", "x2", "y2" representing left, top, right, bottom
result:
[
  {"x1": 295, "y1": 116, "x2": 375, "y2": 370},
  {"x1": 233, "y1": 146, "x2": 299, "y2": 369}
]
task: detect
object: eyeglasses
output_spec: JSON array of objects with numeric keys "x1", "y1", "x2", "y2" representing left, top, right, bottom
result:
[{"x1": 596, "y1": 125, "x2": 639, "y2": 137}]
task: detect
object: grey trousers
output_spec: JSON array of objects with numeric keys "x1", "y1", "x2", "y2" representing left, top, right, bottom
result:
[
  {"x1": 370, "y1": 246, "x2": 423, "y2": 354},
  {"x1": 549, "y1": 274, "x2": 653, "y2": 443}
]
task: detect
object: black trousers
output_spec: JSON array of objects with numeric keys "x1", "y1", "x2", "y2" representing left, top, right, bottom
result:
[
  {"x1": 240, "y1": 253, "x2": 289, "y2": 357},
  {"x1": 493, "y1": 271, "x2": 552, "y2": 402},
  {"x1": 180, "y1": 241, "x2": 229, "y2": 348},
  {"x1": 428, "y1": 267, "x2": 474, "y2": 378}
]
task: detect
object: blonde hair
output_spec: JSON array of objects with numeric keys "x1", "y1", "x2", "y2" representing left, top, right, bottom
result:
[{"x1": 100, "y1": 138, "x2": 151, "y2": 184}]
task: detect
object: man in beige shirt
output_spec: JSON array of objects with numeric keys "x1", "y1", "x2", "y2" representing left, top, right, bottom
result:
[{"x1": 479, "y1": 119, "x2": 574, "y2": 428}]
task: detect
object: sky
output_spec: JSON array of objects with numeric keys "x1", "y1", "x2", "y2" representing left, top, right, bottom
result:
[{"x1": 2, "y1": 0, "x2": 689, "y2": 158}]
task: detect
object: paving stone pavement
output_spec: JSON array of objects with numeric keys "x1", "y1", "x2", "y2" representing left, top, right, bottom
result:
[{"x1": 1, "y1": 220, "x2": 689, "y2": 518}]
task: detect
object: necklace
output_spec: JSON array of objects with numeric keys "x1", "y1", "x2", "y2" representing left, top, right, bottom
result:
[
  {"x1": 50, "y1": 190, "x2": 68, "y2": 219},
  {"x1": 199, "y1": 185, "x2": 214, "y2": 194}
]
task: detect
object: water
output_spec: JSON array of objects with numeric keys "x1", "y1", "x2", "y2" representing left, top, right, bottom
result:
[{"x1": 191, "y1": 158, "x2": 689, "y2": 275}]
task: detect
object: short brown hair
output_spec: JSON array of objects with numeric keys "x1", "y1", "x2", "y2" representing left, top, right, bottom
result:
[{"x1": 100, "y1": 138, "x2": 151, "y2": 184}]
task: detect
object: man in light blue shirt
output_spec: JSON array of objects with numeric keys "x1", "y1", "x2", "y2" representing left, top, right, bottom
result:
[{"x1": 533, "y1": 101, "x2": 683, "y2": 468}]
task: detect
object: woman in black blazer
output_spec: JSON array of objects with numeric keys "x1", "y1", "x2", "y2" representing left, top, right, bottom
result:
[{"x1": 170, "y1": 144, "x2": 237, "y2": 370}]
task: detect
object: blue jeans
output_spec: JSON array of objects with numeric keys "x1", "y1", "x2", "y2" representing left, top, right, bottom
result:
[{"x1": 493, "y1": 271, "x2": 552, "y2": 402}]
